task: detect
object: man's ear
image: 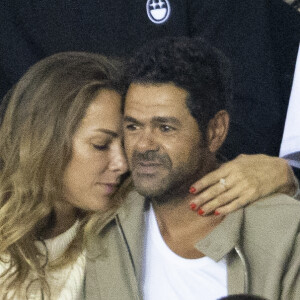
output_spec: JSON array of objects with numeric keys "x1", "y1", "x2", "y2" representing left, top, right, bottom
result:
[{"x1": 206, "y1": 110, "x2": 230, "y2": 153}]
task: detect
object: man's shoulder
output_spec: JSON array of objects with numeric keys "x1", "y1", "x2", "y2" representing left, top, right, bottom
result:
[
  {"x1": 245, "y1": 193, "x2": 300, "y2": 216},
  {"x1": 242, "y1": 193, "x2": 300, "y2": 250}
]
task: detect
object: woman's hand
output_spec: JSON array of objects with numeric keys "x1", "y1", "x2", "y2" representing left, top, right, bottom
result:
[{"x1": 189, "y1": 154, "x2": 297, "y2": 216}]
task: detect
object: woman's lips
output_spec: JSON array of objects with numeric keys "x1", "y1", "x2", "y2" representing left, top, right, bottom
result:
[
  {"x1": 105, "y1": 184, "x2": 117, "y2": 194},
  {"x1": 97, "y1": 182, "x2": 118, "y2": 194}
]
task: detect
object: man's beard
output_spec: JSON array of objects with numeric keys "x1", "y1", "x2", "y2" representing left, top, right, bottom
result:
[
  {"x1": 130, "y1": 149, "x2": 206, "y2": 204},
  {"x1": 130, "y1": 149, "x2": 172, "y2": 198}
]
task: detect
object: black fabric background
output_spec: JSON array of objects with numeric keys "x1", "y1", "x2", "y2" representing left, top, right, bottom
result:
[{"x1": 0, "y1": 0, "x2": 299, "y2": 158}]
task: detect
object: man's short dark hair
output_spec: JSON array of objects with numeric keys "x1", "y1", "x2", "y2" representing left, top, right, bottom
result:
[{"x1": 126, "y1": 36, "x2": 232, "y2": 134}]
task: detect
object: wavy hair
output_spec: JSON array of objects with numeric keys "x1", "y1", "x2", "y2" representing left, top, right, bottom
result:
[{"x1": 0, "y1": 51, "x2": 125, "y2": 298}]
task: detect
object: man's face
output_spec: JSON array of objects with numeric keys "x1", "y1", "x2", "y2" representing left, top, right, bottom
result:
[{"x1": 123, "y1": 83, "x2": 211, "y2": 199}]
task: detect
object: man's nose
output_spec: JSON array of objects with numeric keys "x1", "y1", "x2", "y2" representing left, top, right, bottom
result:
[{"x1": 135, "y1": 129, "x2": 159, "y2": 153}]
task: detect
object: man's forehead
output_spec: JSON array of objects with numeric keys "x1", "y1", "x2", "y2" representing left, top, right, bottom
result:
[
  {"x1": 124, "y1": 82, "x2": 189, "y2": 111},
  {"x1": 123, "y1": 83, "x2": 200, "y2": 130}
]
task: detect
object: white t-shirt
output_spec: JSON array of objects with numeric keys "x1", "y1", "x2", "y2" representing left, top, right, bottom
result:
[{"x1": 142, "y1": 205, "x2": 228, "y2": 300}]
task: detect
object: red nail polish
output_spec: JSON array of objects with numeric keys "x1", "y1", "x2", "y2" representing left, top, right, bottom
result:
[
  {"x1": 214, "y1": 211, "x2": 220, "y2": 216},
  {"x1": 189, "y1": 186, "x2": 196, "y2": 194},
  {"x1": 198, "y1": 209, "x2": 205, "y2": 215},
  {"x1": 190, "y1": 203, "x2": 197, "y2": 210}
]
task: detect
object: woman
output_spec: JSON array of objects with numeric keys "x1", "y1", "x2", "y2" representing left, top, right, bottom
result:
[{"x1": 0, "y1": 52, "x2": 127, "y2": 299}]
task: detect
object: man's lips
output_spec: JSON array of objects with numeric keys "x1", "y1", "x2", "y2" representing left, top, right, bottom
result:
[{"x1": 133, "y1": 161, "x2": 164, "y2": 174}]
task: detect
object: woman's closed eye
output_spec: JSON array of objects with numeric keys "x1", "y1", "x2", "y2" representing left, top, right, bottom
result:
[{"x1": 92, "y1": 143, "x2": 109, "y2": 151}]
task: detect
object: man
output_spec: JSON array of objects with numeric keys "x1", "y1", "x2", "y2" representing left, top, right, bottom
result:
[{"x1": 85, "y1": 37, "x2": 300, "y2": 299}]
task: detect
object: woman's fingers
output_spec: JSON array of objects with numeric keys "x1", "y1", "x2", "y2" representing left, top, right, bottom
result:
[
  {"x1": 190, "y1": 182, "x2": 247, "y2": 215},
  {"x1": 190, "y1": 176, "x2": 233, "y2": 207},
  {"x1": 189, "y1": 165, "x2": 230, "y2": 193},
  {"x1": 188, "y1": 154, "x2": 298, "y2": 216},
  {"x1": 202, "y1": 182, "x2": 259, "y2": 215},
  {"x1": 190, "y1": 172, "x2": 261, "y2": 215},
  {"x1": 212, "y1": 195, "x2": 254, "y2": 216}
]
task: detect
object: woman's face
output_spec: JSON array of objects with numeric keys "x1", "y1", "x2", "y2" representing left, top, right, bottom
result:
[{"x1": 62, "y1": 89, "x2": 128, "y2": 212}]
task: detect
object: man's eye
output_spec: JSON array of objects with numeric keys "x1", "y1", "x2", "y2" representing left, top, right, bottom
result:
[
  {"x1": 159, "y1": 125, "x2": 174, "y2": 132},
  {"x1": 125, "y1": 124, "x2": 138, "y2": 131},
  {"x1": 93, "y1": 144, "x2": 109, "y2": 151}
]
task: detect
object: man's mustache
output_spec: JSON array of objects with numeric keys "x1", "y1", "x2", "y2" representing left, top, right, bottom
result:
[{"x1": 131, "y1": 150, "x2": 172, "y2": 169}]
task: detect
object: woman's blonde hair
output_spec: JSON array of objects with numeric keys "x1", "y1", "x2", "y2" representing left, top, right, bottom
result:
[{"x1": 0, "y1": 52, "x2": 125, "y2": 298}]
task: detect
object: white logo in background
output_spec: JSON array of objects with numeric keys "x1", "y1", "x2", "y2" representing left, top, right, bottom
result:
[{"x1": 146, "y1": 0, "x2": 171, "y2": 24}]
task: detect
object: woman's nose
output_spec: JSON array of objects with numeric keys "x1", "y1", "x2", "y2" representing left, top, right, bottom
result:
[{"x1": 109, "y1": 141, "x2": 128, "y2": 175}]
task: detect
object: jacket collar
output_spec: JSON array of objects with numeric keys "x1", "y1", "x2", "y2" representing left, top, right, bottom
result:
[
  {"x1": 86, "y1": 190, "x2": 146, "y2": 279},
  {"x1": 115, "y1": 190, "x2": 146, "y2": 282},
  {"x1": 195, "y1": 209, "x2": 243, "y2": 261}
]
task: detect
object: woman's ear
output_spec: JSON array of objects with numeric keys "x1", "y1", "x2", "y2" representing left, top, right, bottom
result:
[{"x1": 206, "y1": 110, "x2": 230, "y2": 153}]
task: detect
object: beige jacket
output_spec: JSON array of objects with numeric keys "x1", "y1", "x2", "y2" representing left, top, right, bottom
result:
[{"x1": 85, "y1": 192, "x2": 300, "y2": 300}]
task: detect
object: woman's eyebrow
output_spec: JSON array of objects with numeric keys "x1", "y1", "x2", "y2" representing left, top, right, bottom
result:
[{"x1": 94, "y1": 128, "x2": 118, "y2": 137}]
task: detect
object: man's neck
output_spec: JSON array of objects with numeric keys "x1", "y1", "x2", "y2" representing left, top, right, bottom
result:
[{"x1": 151, "y1": 197, "x2": 223, "y2": 259}]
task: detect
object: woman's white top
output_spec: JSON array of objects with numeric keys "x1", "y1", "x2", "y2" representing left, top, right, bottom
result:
[{"x1": 0, "y1": 220, "x2": 86, "y2": 300}]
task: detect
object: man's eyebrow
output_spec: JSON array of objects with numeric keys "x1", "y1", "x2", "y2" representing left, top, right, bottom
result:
[
  {"x1": 123, "y1": 116, "x2": 181, "y2": 126},
  {"x1": 152, "y1": 116, "x2": 181, "y2": 125},
  {"x1": 95, "y1": 128, "x2": 118, "y2": 137},
  {"x1": 123, "y1": 116, "x2": 141, "y2": 124}
]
